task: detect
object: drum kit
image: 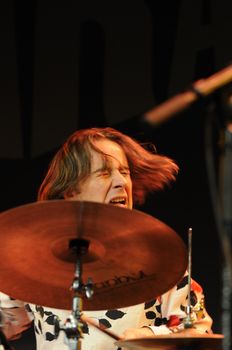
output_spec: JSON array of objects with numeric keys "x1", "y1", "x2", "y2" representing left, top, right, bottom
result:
[{"x1": 0, "y1": 200, "x2": 224, "y2": 349}]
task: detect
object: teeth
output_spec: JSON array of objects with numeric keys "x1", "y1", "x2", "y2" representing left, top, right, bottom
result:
[{"x1": 110, "y1": 198, "x2": 126, "y2": 204}]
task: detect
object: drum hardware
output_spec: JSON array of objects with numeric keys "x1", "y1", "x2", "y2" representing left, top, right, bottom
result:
[
  {"x1": 0, "y1": 200, "x2": 188, "y2": 349},
  {"x1": 183, "y1": 227, "x2": 194, "y2": 329},
  {"x1": 115, "y1": 332, "x2": 224, "y2": 350},
  {"x1": 0, "y1": 200, "x2": 188, "y2": 311},
  {"x1": 114, "y1": 227, "x2": 223, "y2": 349},
  {"x1": 53, "y1": 238, "x2": 94, "y2": 350}
]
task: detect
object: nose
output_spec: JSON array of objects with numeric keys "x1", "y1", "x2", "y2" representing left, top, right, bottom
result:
[{"x1": 112, "y1": 170, "x2": 127, "y2": 188}]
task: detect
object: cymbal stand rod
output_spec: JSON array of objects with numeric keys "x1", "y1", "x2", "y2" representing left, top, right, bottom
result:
[
  {"x1": 59, "y1": 257, "x2": 84, "y2": 350},
  {"x1": 59, "y1": 239, "x2": 93, "y2": 350},
  {"x1": 184, "y1": 227, "x2": 194, "y2": 329}
]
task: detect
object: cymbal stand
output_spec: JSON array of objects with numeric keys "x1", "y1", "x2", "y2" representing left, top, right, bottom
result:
[
  {"x1": 183, "y1": 228, "x2": 194, "y2": 329},
  {"x1": 55, "y1": 238, "x2": 93, "y2": 350}
]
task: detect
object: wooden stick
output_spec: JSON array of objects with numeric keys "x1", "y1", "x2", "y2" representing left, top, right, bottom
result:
[
  {"x1": 144, "y1": 64, "x2": 232, "y2": 126},
  {"x1": 80, "y1": 314, "x2": 121, "y2": 341}
]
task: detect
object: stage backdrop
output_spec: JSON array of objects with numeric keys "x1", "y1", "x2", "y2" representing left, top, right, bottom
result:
[{"x1": 1, "y1": 1, "x2": 232, "y2": 348}]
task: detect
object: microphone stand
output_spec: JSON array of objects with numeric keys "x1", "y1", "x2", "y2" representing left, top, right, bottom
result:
[
  {"x1": 219, "y1": 115, "x2": 232, "y2": 350},
  {"x1": 143, "y1": 65, "x2": 232, "y2": 349}
]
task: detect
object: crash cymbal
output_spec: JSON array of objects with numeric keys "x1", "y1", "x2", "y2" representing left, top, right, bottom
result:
[
  {"x1": 115, "y1": 333, "x2": 223, "y2": 350},
  {"x1": 0, "y1": 200, "x2": 187, "y2": 310}
]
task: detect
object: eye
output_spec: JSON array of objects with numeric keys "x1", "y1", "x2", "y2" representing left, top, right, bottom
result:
[
  {"x1": 98, "y1": 169, "x2": 111, "y2": 177},
  {"x1": 120, "y1": 168, "x2": 130, "y2": 176}
]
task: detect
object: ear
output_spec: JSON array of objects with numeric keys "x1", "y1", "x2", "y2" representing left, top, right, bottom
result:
[{"x1": 63, "y1": 188, "x2": 79, "y2": 199}]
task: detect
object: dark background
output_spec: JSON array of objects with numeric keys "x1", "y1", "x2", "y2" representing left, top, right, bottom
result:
[{"x1": 1, "y1": 0, "x2": 232, "y2": 348}]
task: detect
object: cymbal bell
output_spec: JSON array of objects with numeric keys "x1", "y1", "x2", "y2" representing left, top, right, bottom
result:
[{"x1": 0, "y1": 200, "x2": 187, "y2": 310}]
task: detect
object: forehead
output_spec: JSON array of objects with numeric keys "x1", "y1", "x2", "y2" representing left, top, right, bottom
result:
[{"x1": 89, "y1": 138, "x2": 129, "y2": 168}]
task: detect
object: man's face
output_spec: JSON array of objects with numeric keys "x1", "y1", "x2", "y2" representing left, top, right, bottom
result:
[{"x1": 65, "y1": 138, "x2": 133, "y2": 209}]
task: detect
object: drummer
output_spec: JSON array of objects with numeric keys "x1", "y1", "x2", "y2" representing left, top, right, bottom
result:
[{"x1": 0, "y1": 127, "x2": 213, "y2": 349}]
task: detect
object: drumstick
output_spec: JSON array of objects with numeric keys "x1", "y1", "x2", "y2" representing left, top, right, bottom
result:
[{"x1": 80, "y1": 314, "x2": 121, "y2": 341}]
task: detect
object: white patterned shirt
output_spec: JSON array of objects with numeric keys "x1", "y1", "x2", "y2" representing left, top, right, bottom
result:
[{"x1": 1, "y1": 275, "x2": 213, "y2": 350}]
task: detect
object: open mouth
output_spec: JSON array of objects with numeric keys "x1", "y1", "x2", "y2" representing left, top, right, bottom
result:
[{"x1": 109, "y1": 197, "x2": 127, "y2": 206}]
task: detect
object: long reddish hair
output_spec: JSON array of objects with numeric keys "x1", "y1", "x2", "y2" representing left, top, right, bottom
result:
[{"x1": 38, "y1": 127, "x2": 179, "y2": 204}]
